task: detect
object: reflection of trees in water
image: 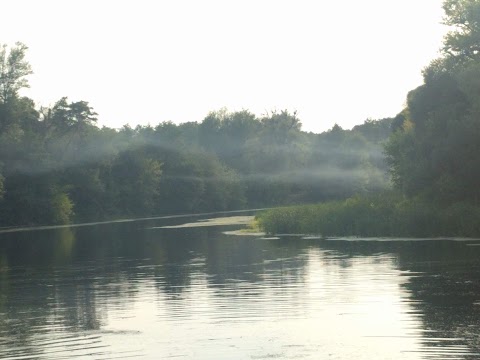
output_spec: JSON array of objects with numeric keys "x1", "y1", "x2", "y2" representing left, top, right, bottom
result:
[
  {"x1": 144, "y1": 228, "x2": 311, "y2": 318},
  {"x1": 0, "y1": 223, "x2": 312, "y2": 352},
  {"x1": 405, "y1": 266, "x2": 480, "y2": 355},
  {"x1": 397, "y1": 242, "x2": 480, "y2": 356},
  {"x1": 314, "y1": 239, "x2": 480, "y2": 356},
  {"x1": 144, "y1": 227, "x2": 311, "y2": 294},
  {"x1": 145, "y1": 231, "x2": 312, "y2": 321},
  {"x1": 202, "y1": 236, "x2": 309, "y2": 297},
  {"x1": 3, "y1": 221, "x2": 479, "y2": 358},
  {"x1": 0, "y1": 225, "x2": 141, "y2": 356}
]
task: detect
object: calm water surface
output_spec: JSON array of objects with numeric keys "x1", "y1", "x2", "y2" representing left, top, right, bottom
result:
[{"x1": 0, "y1": 212, "x2": 479, "y2": 359}]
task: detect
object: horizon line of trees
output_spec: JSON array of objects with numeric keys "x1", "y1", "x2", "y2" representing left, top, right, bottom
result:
[
  {"x1": 7, "y1": 0, "x2": 478, "y2": 229},
  {"x1": 0, "y1": 42, "x2": 392, "y2": 226}
]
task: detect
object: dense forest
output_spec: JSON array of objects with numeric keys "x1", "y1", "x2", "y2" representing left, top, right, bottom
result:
[
  {"x1": 259, "y1": 0, "x2": 480, "y2": 237},
  {"x1": 3, "y1": 0, "x2": 479, "y2": 235},
  {"x1": 0, "y1": 42, "x2": 391, "y2": 226}
]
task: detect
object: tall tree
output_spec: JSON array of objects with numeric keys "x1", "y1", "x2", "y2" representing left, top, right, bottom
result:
[
  {"x1": 385, "y1": 0, "x2": 480, "y2": 205},
  {"x1": 0, "y1": 42, "x2": 32, "y2": 104}
]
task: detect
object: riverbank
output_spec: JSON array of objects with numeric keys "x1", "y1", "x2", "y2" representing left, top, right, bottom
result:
[{"x1": 256, "y1": 193, "x2": 480, "y2": 238}]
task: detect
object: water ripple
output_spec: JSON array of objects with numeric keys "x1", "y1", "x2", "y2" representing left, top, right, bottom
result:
[{"x1": 1, "y1": 226, "x2": 479, "y2": 359}]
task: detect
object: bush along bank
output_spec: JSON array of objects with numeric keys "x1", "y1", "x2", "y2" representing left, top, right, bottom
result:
[{"x1": 255, "y1": 192, "x2": 480, "y2": 238}]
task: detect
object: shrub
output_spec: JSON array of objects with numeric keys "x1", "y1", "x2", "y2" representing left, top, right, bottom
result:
[{"x1": 256, "y1": 192, "x2": 480, "y2": 237}]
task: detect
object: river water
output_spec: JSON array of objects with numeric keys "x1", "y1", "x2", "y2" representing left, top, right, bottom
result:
[{"x1": 0, "y1": 212, "x2": 479, "y2": 359}]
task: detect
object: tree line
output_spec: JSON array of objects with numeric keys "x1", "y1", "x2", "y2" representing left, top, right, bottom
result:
[
  {"x1": 0, "y1": 43, "x2": 391, "y2": 226},
  {"x1": 7, "y1": 0, "x2": 475, "y2": 231},
  {"x1": 259, "y1": 0, "x2": 480, "y2": 237}
]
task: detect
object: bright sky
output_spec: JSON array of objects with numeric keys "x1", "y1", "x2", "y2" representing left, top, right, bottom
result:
[{"x1": 2, "y1": 0, "x2": 447, "y2": 133}]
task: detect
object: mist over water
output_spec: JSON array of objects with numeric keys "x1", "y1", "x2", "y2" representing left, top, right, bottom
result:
[{"x1": 0, "y1": 213, "x2": 479, "y2": 359}]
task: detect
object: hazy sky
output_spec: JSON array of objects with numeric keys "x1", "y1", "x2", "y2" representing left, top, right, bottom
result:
[{"x1": 2, "y1": 0, "x2": 447, "y2": 133}]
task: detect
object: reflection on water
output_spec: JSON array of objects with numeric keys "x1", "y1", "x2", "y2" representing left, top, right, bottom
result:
[{"x1": 0, "y1": 214, "x2": 479, "y2": 359}]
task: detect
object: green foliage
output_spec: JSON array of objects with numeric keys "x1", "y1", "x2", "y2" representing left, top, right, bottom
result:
[
  {"x1": 442, "y1": 0, "x2": 480, "y2": 61},
  {"x1": 352, "y1": 118, "x2": 393, "y2": 144},
  {"x1": 257, "y1": 193, "x2": 480, "y2": 237},
  {"x1": 0, "y1": 42, "x2": 32, "y2": 104},
  {"x1": 0, "y1": 43, "x2": 391, "y2": 226},
  {"x1": 0, "y1": 175, "x2": 73, "y2": 225},
  {"x1": 5, "y1": 1, "x2": 480, "y2": 234},
  {"x1": 384, "y1": 0, "x2": 480, "y2": 207},
  {"x1": 49, "y1": 190, "x2": 74, "y2": 225},
  {"x1": 156, "y1": 150, "x2": 246, "y2": 214},
  {"x1": 109, "y1": 149, "x2": 162, "y2": 216},
  {"x1": 257, "y1": 193, "x2": 395, "y2": 236}
]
